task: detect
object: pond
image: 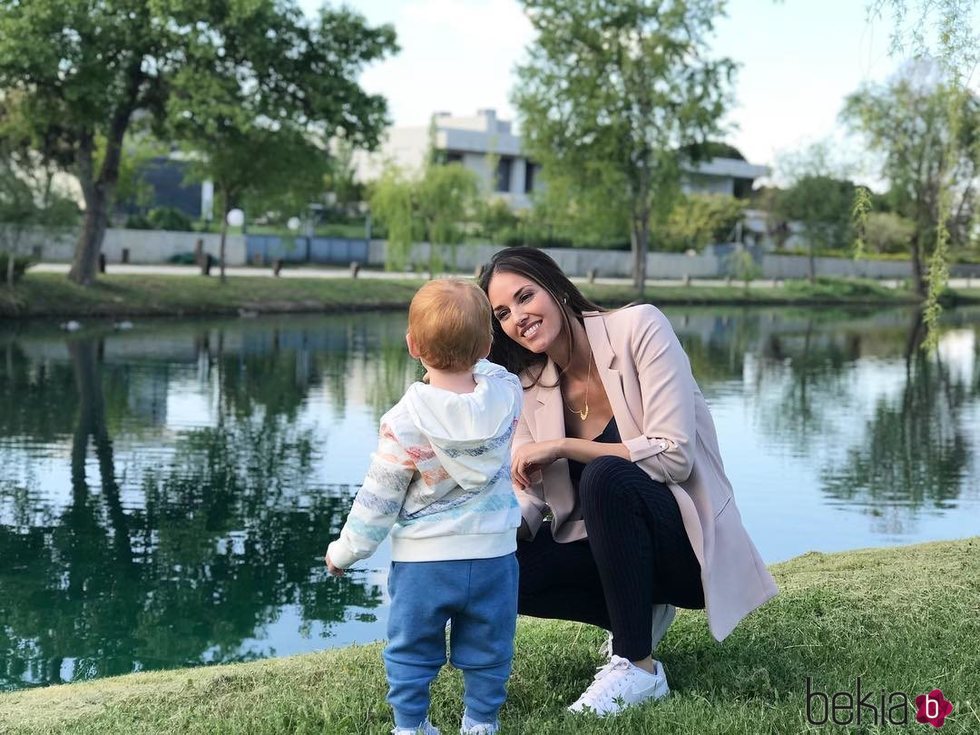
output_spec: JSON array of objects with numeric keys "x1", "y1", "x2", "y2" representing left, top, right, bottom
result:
[{"x1": 1, "y1": 306, "x2": 978, "y2": 691}]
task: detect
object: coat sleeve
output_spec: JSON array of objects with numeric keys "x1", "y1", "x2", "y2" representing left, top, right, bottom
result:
[
  {"x1": 512, "y1": 411, "x2": 549, "y2": 540},
  {"x1": 621, "y1": 305, "x2": 697, "y2": 484},
  {"x1": 327, "y1": 422, "x2": 416, "y2": 569}
]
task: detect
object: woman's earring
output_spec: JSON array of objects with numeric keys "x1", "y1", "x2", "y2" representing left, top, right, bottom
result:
[{"x1": 562, "y1": 295, "x2": 568, "y2": 305}]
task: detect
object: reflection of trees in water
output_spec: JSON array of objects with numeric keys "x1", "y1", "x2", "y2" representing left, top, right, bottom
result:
[
  {"x1": 366, "y1": 341, "x2": 421, "y2": 421},
  {"x1": 674, "y1": 311, "x2": 758, "y2": 388},
  {"x1": 0, "y1": 340, "x2": 78, "y2": 441},
  {"x1": 821, "y1": 313, "x2": 972, "y2": 533},
  {"x1": 751, "y1": 320, "x2": 860, "y2": 450},
  {"x1": 0, "y1": 333, "x2": 385, "y2": 691}
]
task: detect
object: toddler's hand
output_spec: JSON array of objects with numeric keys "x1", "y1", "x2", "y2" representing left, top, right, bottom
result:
[{"x1": 325, "y1": 552, "x2": 345, "y2": 577}]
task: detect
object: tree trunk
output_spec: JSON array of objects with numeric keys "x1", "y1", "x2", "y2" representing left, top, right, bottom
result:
[
  {"x1": 808, "y1": 242, "x2": 816, "y2": 283},
  {"x1": 630, "y1": 209, "x2": 650, "y2": 295},
  {"x1": 5, "y1": 246, "x2": 13, "y2": 287},
  {"x1": 218, "y1": 189, "x2": 228, "y2": 283},
  {"x1": 69, "y1": 186, "x2": 112, "y2": 285},
  {"x1": 910, "y1": 233, "x2": 927, "y2": 297},
  {"x1": 67, "y1": 62, "x2": 141, "y2": 286}
]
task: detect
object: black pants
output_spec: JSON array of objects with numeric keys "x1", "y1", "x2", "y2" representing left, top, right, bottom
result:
[{"x1": 516, "y1": 456, "x2": 705, "y2": 661}]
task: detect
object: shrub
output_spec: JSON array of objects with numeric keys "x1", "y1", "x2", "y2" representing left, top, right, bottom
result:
[
  {"x1": 124, "y1": 213, "x2": 154, "y2": 230},
  {"x1": 148, "y1": 207, "x2": 193, "y2": 232},
  {"x1": 659, "y1": 194, "x2": 746, "y2": 252}
]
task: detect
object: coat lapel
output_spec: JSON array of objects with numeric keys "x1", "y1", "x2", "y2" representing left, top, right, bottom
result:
[
  {"x1": 530, "y1": 359, "x2": 565, "y2": 442},
  {"x1": 583, "y1": 312, "x2": 642, "y2": 439}
]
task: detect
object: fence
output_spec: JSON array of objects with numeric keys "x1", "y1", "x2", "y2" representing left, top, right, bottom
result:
[
  {"x1": 11, "y1": 224, "x2": 980, "y2": 280},
  {"x1": 245, "y1": 235, "x2": 369, "y2": 266}
]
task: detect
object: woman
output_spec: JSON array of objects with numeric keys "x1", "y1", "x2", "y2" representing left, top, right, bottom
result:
[{"x1": 479, "y1": 247, "x2": 777, "y2": 716}]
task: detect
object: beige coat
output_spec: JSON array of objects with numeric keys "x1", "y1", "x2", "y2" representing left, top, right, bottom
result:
[{"x1": 514, "y1": 305, "x2": 777, "y2": 641}]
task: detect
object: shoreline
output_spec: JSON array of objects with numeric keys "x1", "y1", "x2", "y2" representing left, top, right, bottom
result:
[
  {"x1": 1, "y1": 537, "x2": 977, "y2": 734},
  {"x1": 4, "y1": 271, "x2": 976, "y2": 320}
]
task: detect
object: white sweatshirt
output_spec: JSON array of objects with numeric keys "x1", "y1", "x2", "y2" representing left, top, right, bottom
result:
[{"x1": 327, "y1": 359, "x2": 523, "y2": 568}]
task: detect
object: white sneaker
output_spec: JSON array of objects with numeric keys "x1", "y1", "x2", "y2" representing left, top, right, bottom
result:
[
  {"x1": 600, "y1": 604, "x2": 676, "y2": 658},
  {"x1": 392, "y1": 718, "x2": 441, "y2": 735},
  {"x1": 459, "y1": 713, "x2": 499, "y2": 734},
  {"x1": 568, "y1": 656, "x2": 670, "y2": 716}
]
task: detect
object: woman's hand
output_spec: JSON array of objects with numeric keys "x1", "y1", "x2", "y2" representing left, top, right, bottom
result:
[
  {"x1": 512, "y1": 440, "x2": 563, "y2": 489},
  {"x1": 325, "y1": 552, "x2": 345, "y2": 577}
]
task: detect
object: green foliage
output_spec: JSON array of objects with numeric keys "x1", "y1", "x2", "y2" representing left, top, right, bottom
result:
[
  {"x1": 521, "y1": 171, "x2": 631, "y2": 249},
  {"x1": 841, "y1": 75, "x2": 980, "y2": 294},
  {"x1": 369, "y1": 167, "x2": 416, "y2": 271},
  {"x1": 325, "y1": 139, "x2": 367, "y2": 215},
  {"x1": 165, "y1": 3, "x2": 398, "y2": 281},
  {"x1": 726, "y1": 248, "x2": 760, "y2": 290},
  {"x1": 513, "y1": 0, "x2": 736, "y2": 289},
  {"x1": 850, "y1": 185, "x2": 873, "y2": 258},
  {"x1": 369, "y1": 162, "x2": 479, "y2": 271},
  {"x1": 0, "y1": 1, "x2": 398, "y2": 283},
  {"x1": 659, "y1": 194, "x2": 746, "y2": 252},
  {"x1": 863, "y1": 211, "x2": 916, "y2": 254},
  {"x1": 0, "y1": 142, "x2": 79, "y2": 284},
  {"x1": 773, "y1": 175, "x2": 857, "y2": 251},
  {"x1": 476, "y1": 197, "x2": 519, "y2": 244},
  {"x1": 148, "y1": 207, "x2": 193, "y2": 232},
  {"x1": 110, "y1": 135, "x2": 170, "y2": 213},
  {"x1": 417, "y1": 163, "x2": 479, "y2": 247}
]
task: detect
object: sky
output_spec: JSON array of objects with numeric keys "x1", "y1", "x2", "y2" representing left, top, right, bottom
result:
[{"x1": 298, "y1": 0, "x2": 975, "y2": 183}]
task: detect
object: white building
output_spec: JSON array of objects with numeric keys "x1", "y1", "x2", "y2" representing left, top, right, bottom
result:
[
  {"x1": 357, "y1": 109, "x2": 769, "y2": 210},
  {"x1": 355, "y1": 108, "x2": 538, "y2": 209}
]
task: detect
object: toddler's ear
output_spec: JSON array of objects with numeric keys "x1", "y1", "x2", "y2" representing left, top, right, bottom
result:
[{"x1": 406, "y1": 332, "x2": 420, "y2": 359}]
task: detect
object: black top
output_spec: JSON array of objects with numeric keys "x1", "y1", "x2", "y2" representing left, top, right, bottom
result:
[{"x1": 567, "y1": 416, "x2": 621, "y2": 493}]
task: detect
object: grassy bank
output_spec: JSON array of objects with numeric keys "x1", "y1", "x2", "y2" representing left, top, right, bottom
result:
[
  {"x1": 4, "y1": 272, "x2": 977, "y2": 319},
  {"x1": 2, "y1": 537, "x2": 977, "y2": 734}
]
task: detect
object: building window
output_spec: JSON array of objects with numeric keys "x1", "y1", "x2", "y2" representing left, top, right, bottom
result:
[
  {"x1": 496, "y1": 156, "x2": 513, "y2": 192},
  {"x1": 446, "y1": 151, "x2": 463, "y2": 164},
  {"x1": 524, "y1": 161, "x2": 536, "y2": 193}
]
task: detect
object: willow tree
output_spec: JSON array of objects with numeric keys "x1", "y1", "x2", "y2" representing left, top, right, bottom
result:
[
  {"x1": 865, "y1": 0, "x2": 980, "y2": 346},
  {"x1": 843, "y1": 76, "x2": 980, "y2": 297},
  {"x1": 513, "y1": 0, "x2": 735, "y2": 292}
]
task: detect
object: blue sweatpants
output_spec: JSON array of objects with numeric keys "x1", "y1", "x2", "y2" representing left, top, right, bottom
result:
[{"x1": 383, "y1": 553, "x2": 519, "y2": 729}]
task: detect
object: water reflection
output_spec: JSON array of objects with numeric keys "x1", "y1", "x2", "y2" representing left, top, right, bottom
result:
[{"x1": 0, "y1": 306, "x2": 978, "y2": 691}]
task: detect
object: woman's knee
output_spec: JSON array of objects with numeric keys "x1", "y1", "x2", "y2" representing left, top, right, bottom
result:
[{"x1": 579, "y1": 456, "x2": 636, "y2": 511}]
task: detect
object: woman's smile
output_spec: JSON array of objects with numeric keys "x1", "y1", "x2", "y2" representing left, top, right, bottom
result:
[{"x1": 521, "y1": 321, "x2": 542, "y2": 339}]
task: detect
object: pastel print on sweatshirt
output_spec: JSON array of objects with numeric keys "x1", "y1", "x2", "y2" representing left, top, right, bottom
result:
[{"x1": 327, "y1": 359, "x2": 523, "y2": 568}]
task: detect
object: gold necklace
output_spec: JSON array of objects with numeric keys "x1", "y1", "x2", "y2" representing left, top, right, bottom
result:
[{"x1": 564, "y1": 357, "x2": 593, "y2": 421}]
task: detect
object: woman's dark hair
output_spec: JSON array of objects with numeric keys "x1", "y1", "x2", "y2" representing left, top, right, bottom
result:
[{"x1": 477, "y1": 247, "x2": 604, "y2": 387}]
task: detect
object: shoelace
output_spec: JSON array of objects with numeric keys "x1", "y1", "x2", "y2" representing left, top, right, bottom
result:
[{"x1": 579, "y1": 655, "x2": 634, "y2": 707}]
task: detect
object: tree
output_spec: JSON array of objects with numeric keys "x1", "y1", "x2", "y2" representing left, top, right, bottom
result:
[
  {"x1": 369, "y1": 160, "x2": 479, "y2": 273},
  {"x1": 417, "y1": 163, "x2": 479, "y2": 272},
  {"x1": 369, "y1": 166, "x2": 417, "y2": 271},
  {"x1": 0, "y1": 1, "x2": 396, "y2": 285},
  {"x1": 167, "y1": 4, "x2": 396, "y2": 281},
  {"x1": 774, "y1": 175, "x2": 857, "y2": 281},
  {"x1": 867, "y1": 0, "x2": 980, "y2": 347},
  {"x1": 842, "y1": 74, "x2": 980, "y2": 296},
  {"x1": 513, "y1": 0, "x2": 735, "y2": 292}
]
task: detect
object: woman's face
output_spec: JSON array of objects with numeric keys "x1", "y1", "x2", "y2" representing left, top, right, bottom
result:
[{"x1": 486, "y1": 270, "x2": 564, "y2": 354}]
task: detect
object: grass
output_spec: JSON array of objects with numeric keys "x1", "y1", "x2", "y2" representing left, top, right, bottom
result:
[
  {"x1": 0, "y1": 273, "x2": 427, "y2": 318},
  {"x1": 4, "y1": 272, "x2": 975, "y2": 320},
  {"x1": 2, "y1": 537, "x2": 977, "y2": 734}
]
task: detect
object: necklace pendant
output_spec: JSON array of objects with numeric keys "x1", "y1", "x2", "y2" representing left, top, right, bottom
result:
[{"x1": 578, "y1": 406, "x2": 589, "y2": 421}]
